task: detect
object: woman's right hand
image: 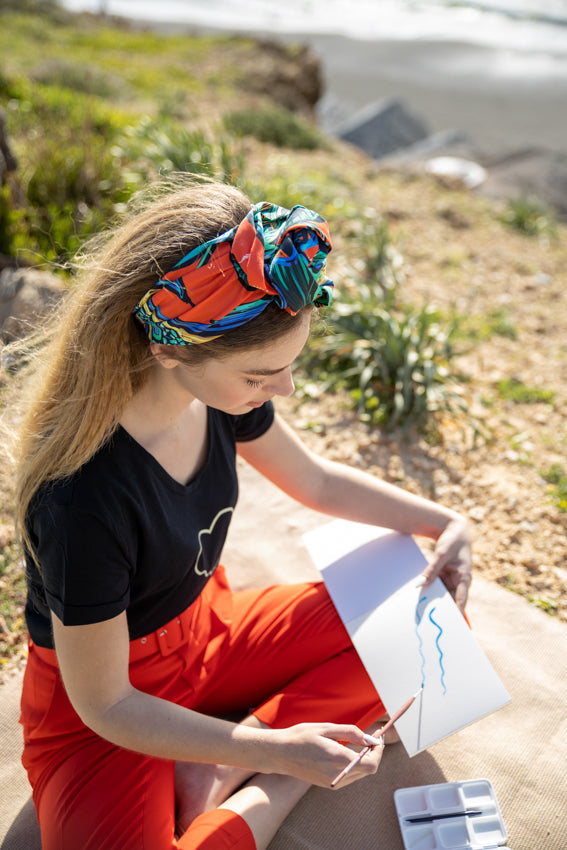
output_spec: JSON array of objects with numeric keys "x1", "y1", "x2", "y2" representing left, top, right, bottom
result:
[{"x1": 268, "y1": 722, "x2": 385, "y2": 788}]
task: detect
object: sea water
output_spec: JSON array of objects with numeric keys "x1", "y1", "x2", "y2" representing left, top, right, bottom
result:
[{"x1": 58, "y1": 0, "x2": 567, "y2": 55}]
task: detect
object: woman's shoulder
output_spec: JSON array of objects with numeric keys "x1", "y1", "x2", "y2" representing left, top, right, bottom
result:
[{"x1": 32, "y1": 426, "x2": 141, "y2": 514}]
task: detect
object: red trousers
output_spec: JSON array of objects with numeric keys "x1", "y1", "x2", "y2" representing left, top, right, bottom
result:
[{"x1": 20, "y1": 567, "x2": 384, "y2": 850}]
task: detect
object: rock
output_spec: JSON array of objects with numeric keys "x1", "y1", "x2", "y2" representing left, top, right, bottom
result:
[
  {"x1": 0, "y1": 267, "x2": 66, "y2": 343},
  {"x1": 336, "y1": 97, "x2": 430, "y2": 160},
  {"x1": 382, "y1": 129, "x2": 473, "y2": 164},
  {"x1": 475, "y1": 147, "x2": 567, "y2": 220},
  {"x1": 241, "y1": 40, "x2": 323, "y2": 114}
]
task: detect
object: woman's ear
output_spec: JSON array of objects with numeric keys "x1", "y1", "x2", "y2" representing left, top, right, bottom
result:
[{"x1": 149, "y1": 343, "x2": 179, "y2": 369}]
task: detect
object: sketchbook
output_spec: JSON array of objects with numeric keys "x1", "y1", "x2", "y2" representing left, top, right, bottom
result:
[{"x1": 303, "y1": 519, "x2": 511, "y2": 756}]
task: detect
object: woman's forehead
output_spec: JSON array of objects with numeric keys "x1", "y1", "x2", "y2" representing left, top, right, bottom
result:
[{"x1": 230, "y1": 314, "x2": 311, "y2": 373}]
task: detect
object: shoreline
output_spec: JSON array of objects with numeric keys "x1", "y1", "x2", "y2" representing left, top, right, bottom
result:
[
  {"x1": 128, "y1": 15, "x2": 567, "y2": 158},
  {"x1": 306, "y1": 33, "x2": 567, "y2": 158}
]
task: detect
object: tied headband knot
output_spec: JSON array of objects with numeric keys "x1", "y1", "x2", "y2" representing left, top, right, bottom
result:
[{"x1": 133, "y1": 201, "x2": 333, "y2": 345}]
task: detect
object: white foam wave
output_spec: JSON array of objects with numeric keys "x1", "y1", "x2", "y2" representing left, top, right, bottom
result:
[{"x1": 59, "y1": 0, "x2": 567, "y2": 54}]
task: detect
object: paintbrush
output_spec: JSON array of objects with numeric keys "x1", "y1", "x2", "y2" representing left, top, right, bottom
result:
[
  {"x1": 330, "y1": 687, "x2": 423, "y2": 788},
  {"x1": 404, "y1": 809, "x2": 483, "y2": 824}
]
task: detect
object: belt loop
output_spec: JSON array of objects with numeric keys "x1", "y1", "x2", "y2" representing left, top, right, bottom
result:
[{"x1": 156, "y1": 612, "x2": 186, "y2": 656}]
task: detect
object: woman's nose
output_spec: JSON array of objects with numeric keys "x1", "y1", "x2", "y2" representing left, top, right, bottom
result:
[{"x1": 268, "y1": 367, "x2": 295, "y2": 397}]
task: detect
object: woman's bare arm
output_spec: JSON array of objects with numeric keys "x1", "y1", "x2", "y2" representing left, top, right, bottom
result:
[
  {"x1": 51, "y1": 610, "x2": 380, "y2": 787},
  {"x1": 238, "y1": 413, "x2": 471, "y2": 610}
]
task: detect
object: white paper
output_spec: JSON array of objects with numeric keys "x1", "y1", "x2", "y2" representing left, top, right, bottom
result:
[{"x1": 303, "y1": 519, "x2": 511, "y2": 756}]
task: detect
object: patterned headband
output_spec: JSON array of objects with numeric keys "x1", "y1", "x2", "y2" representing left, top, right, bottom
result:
[{"x1": 133, "y1": 201, "x2": 334, "y2": 345}]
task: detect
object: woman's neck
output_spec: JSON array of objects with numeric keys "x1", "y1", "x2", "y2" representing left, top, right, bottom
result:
[
  {"x1": 121, "y1": 365, "x2": 198, "y2": 441},
  {"x1": 120, "y1": 367, "x2": 209, "y2": 485}
]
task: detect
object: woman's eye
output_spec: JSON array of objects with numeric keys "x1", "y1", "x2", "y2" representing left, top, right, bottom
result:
[{"x1": 246, "y1": 378, "x2": 263, "y2": 388}]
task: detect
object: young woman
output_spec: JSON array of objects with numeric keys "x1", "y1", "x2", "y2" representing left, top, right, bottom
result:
[{"x1": 12, "y1": 181, "x2": 471, "y2": 850}]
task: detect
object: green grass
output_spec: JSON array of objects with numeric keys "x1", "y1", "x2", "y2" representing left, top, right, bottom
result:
[
  {"x1": 0, "y1": 7, "x2": 257, "y2": 263},
  {"x1": 0, "y1": 10, "x2": 226, "y2": 100},
  {"x1": 224, "y1": 106, "x2": 330, "y2": 150},
  {"x1": 497, "y1": 378, "x2": 555, "y2": 405},
  {"x1": 457, "y1": 306, "x2": 518, "y2": 342},
  {"x1": 500, "y1": 196, "x2": 558, "y2": 238},
  {"x1": 541, "y1": 464, "x2": 567, "y2": 512},
  {"x1": 114, "y1": 117, "x2": 245, "y2": 184}
]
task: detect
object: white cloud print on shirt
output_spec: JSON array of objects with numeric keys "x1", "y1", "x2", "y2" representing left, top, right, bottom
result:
[{"x1": 193, "y1": 506, "x2": 235, "y2": 577}]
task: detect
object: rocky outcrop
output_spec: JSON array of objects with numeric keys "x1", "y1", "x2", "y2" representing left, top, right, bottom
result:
[
  {"x1": 240, "y1": 40, "x2": 323, "y2": 114},
  {"x1": 0, "y1": 266, "x2": 65, "y2": 343},
  {"x1": 475, "y1": 148, "x2": 567, "y2": 220},
  {"x1": 336, "y1": 98, "x2": 431, "y2": 161}
]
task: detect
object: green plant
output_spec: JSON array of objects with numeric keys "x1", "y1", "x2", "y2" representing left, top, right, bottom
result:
[
  {"x1": 300, "y1": 283, "x2": 463, "y2": 432},
  {"x1": 457, "y1": 306, "x2": 518, "y2": 342},
  {"x1": 541, "y1": 464, "x2": 567, "y2": 512},
  {"x1": 31, "y1": 59, "x2": 126, "y2": 100},
  {"x1": 501, "y1": 196, "x2": 557, "y2": 238},
  {"x1": 497, "y1": 378, "x2": 555, "y2": 405},
  {"x1": 342, "y1": 214, "x2": 402, "y2": 296},
  {"x1": 115, "y1": 117, "x2": 244, "y2": 184},
  {"x1": 22, "y1": 121, "x2": 134, "y2": 262},
  {"x1": 223, "y1": 106, "x2": 328, "y2": 150},
  {"x1": 528, "y1": 596, "x2": 559, "y2": 615}
]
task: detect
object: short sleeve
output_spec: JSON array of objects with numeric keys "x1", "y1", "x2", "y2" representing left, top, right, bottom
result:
[
  {"x1": 32, "y1": 504, "x2": 131, "y2": 626},
  {"x1": 232, "y1": 400, "x2": 275, "y2": 442}
]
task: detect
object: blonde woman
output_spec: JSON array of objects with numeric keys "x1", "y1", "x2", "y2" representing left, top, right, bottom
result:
[{"x1": 12, "y1": 182, "x2": 471, "y2": 850}]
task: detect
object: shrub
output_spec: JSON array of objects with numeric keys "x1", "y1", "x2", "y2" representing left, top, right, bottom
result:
[
  {"x1": 300, "y1": 282, "x2": 463, "y2": 432},
  {"x1": 342, "y1": 214, "x2": 402, "y2": 296},
  {"x1": 31, "y1": 60, "x2": 126, "y2": 100},
  {"x1": 114, "y1": 117, "x2": 244, "y2": 184},
  {"x1": 501, "y1": 196, "x2": 557, "y2": 238},
  {"x1": 223, "y1": 106, "x2": 328, "y2": 150},
  {"x1": 3, "y1": 80, "x2": 136, "y2": 262}
]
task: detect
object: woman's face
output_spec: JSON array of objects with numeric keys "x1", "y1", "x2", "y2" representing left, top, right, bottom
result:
[{"x1": 151, "y1": 311, "x2": 311, "y2": 415}]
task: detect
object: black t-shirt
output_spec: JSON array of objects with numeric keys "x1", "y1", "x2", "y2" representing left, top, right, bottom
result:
[{"x1": 25, "y1": 402, "x2": 274, "y2": 649}]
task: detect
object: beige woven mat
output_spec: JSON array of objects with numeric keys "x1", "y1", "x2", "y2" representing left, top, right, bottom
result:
[{"x1": 1, "y1": 461, "x2": 565, "y2": 849}]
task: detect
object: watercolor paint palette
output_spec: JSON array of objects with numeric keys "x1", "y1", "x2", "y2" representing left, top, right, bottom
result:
[{"x1": 394, "y1": 780, "x2": 509, "y2": 850}]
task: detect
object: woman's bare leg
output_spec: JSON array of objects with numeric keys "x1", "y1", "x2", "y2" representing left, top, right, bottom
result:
[
  {"x1": 174, "y1": 715, "x2": 274, "y2": 834},
  {"x1": 219, "y1": 773, "x2": 310, "y2": 850},
  {"x1": 174, "y1": 761, "x2": 256, "y2": 835},
  {"x1": 175, "y1": 713, "x2": 392, "y2": 844},
  {"x1": 368, "y1": 714, "x2": 401, "y2": 745}
]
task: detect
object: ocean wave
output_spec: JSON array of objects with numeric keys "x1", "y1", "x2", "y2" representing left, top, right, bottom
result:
[{"x1": 59, "y1": 0, "x2": 567, "y2": 54}]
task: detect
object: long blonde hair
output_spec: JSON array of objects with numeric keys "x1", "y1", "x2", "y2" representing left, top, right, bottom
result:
[{"x1": 6, "y1": 179, "x2": 304, "y2": 559}]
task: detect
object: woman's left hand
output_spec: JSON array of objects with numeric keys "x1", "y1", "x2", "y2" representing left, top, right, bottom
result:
[{"x1": 421, "y1": 514, "x2": 472, "y2": 614}]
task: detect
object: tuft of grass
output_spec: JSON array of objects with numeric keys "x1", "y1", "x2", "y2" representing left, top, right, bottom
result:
[
  {"x1": 528, "y1": 596, "x2": 559, "y2": 615},
  {"x1": 501, "y1": 196, "x2": 557, "y2": 238},
  {"x1": 541, "y1": 464, "x2": 567, "y2": 512},
  {"x1": 224, "y1": 106, "x2": 329, "y2": 150},
  {"x1": 114, "y1": 117, "x2": 245, "y2": 185},
  {"x1": 342, "y1": 214, "x2": 402, "y2": 296},
  {"x1": 457, "y1": 306, "x2": 518, "y2": 342},
  {"x1": 497, "y1": 378, "x2": 555, "y2": 405}
]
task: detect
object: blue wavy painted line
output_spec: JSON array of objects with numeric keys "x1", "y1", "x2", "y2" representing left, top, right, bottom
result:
[
  {"x1": 415, "y1": 595, "x2": 428, "y2": 689},
  {"x1": 428, "y1": 607, "x2": 447, "y2": 695}
]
